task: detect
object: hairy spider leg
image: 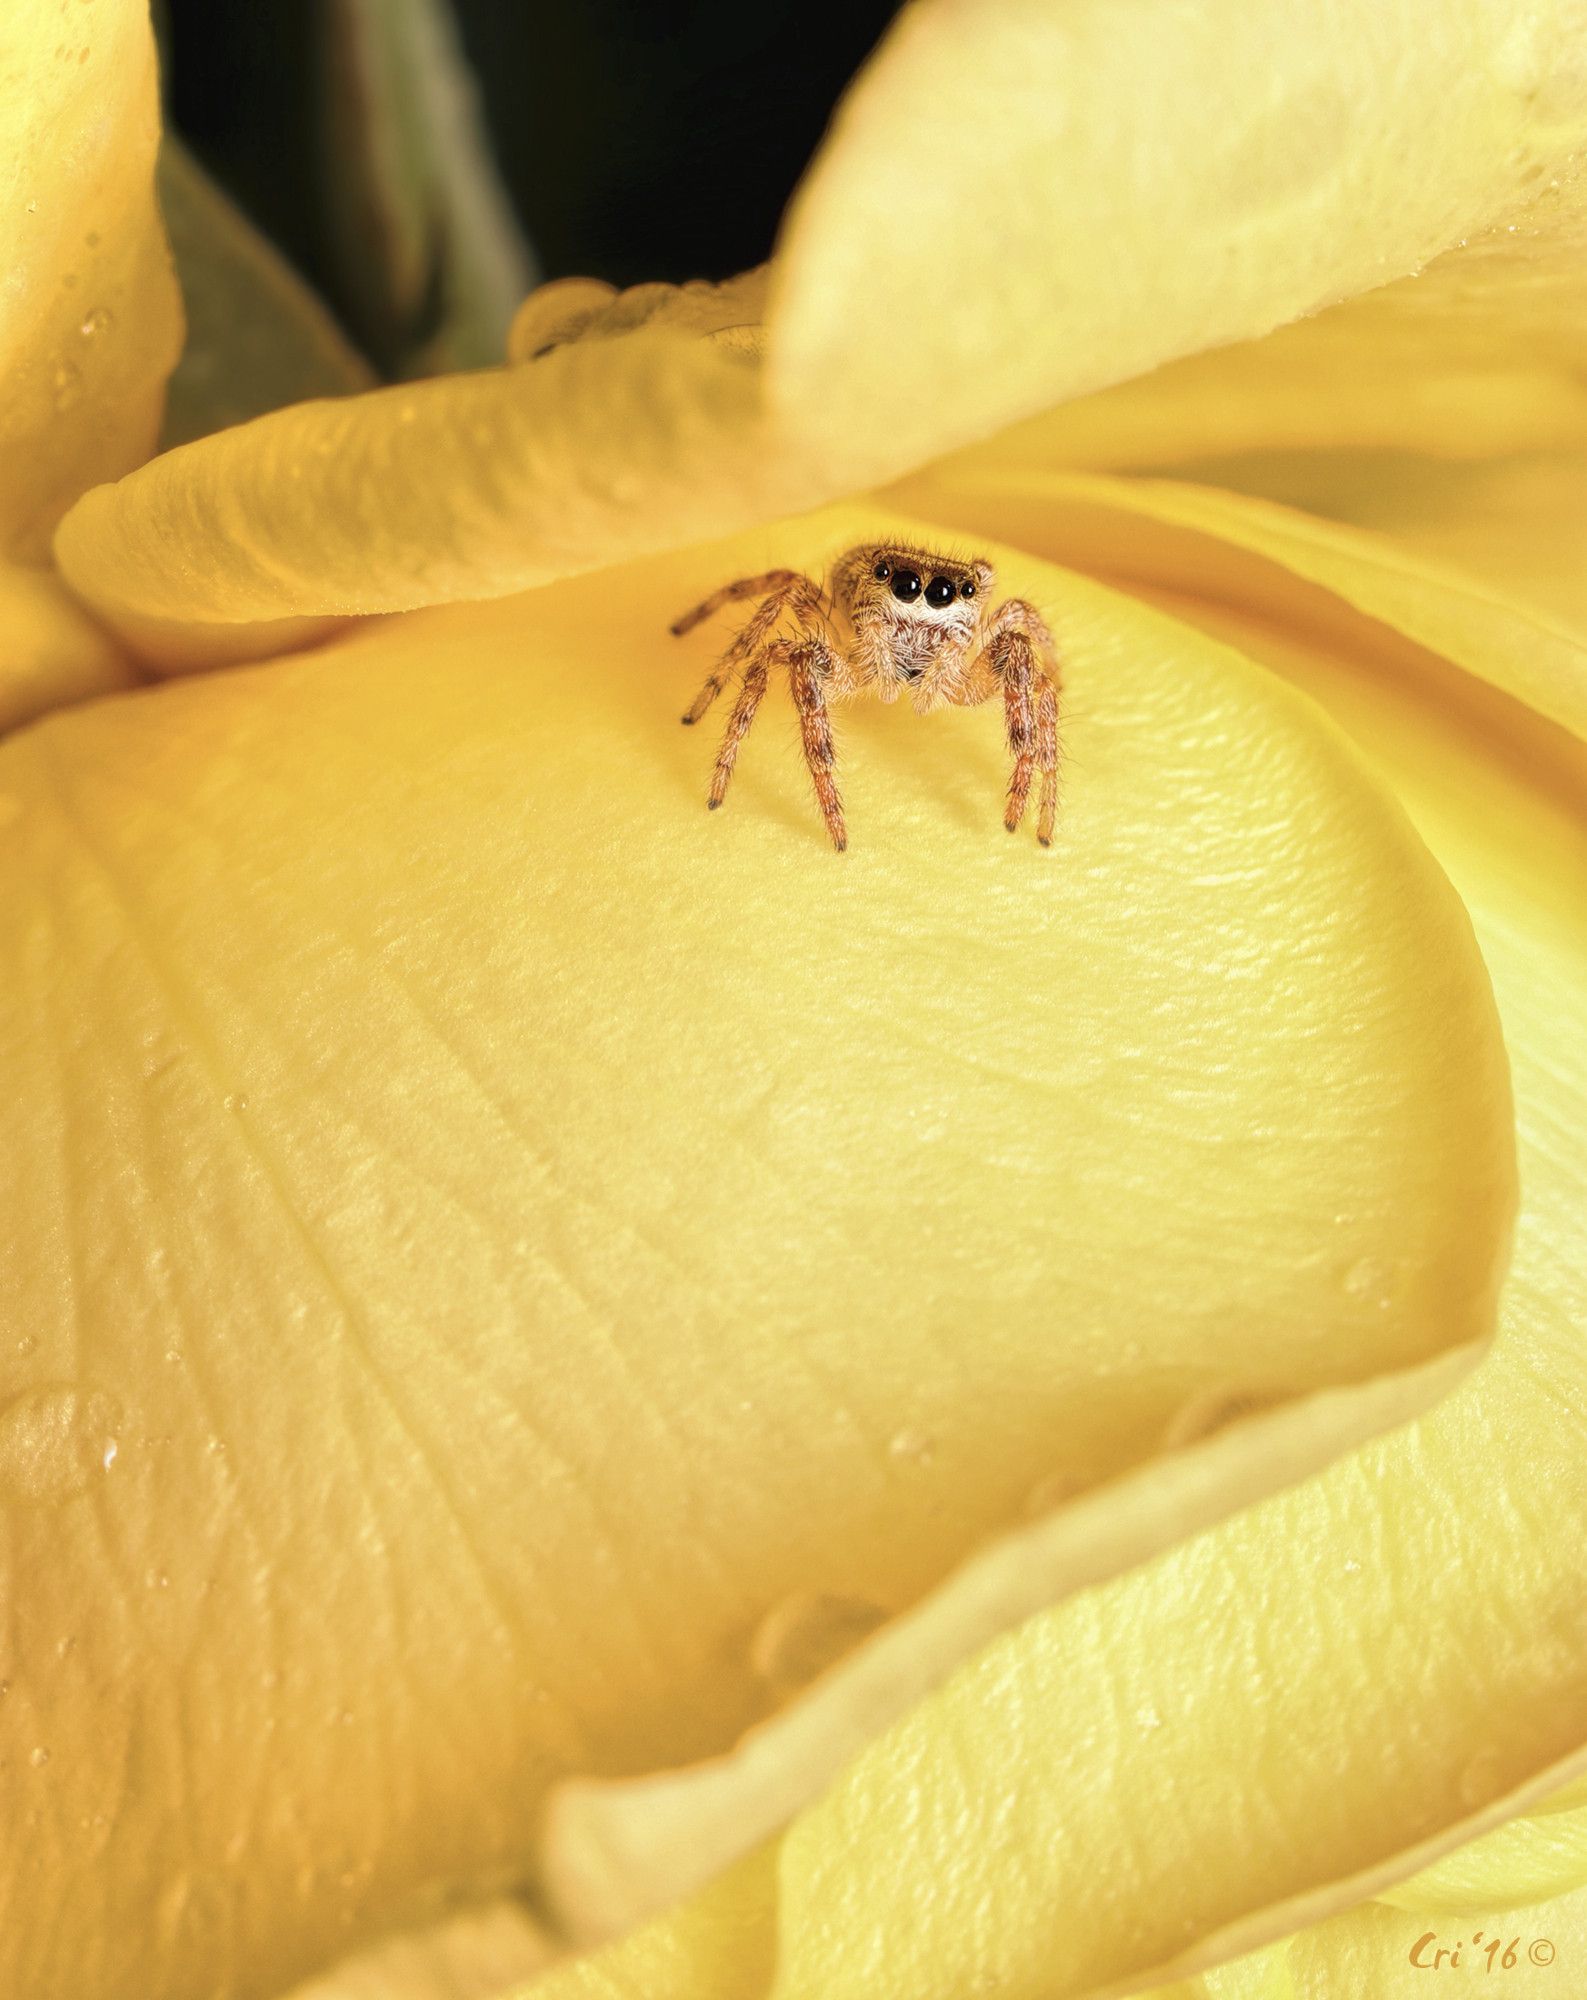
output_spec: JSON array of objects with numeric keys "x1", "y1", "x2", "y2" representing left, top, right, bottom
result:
[
  {"x1": 708, "y1": 658, "x2": 771, "y2": 808},
  {"x1": 999, "y1": 631, "x2": 1038, "y2": 833},
  {"x1": 675, "y1": 572, "x2": 825, "y2": 725},
  {"x1": 779, "y1": 636, "x2": 846, "y2": 852},
  {"x1": 670, "y1": 569, "x2": 806, "y2": 638},
  {"x1": 975, "y1": 597, "x2": 1062, "y2": 846},
  {"x1": 1035, "y1": 675, "x2": 1060, "y2": 847}
]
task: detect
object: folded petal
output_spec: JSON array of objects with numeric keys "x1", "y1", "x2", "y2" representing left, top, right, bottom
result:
[
  {"x1": 50, "y1": 0, "x2": 1587, "y2": 659},
  {"x1": 767, "y1": 0, "x2": 1587, "y2": 477},
  {"x1": 747, "y1": 564, "x2": 1587, "y2": 2000},
  {"x1": 885, "y1": 461, "x2": 1587, "y2": 742},
  {"x1": 0, "y1": 0, "x2": 181, "y2": 559},
  {"x1": 0, "y1": 513, "x2": 1508, "y2": 1997}
]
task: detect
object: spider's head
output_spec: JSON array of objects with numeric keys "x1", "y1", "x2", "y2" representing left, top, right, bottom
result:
[{"x1": 838, "y1": 544, "x2": 995, "y2": 699}]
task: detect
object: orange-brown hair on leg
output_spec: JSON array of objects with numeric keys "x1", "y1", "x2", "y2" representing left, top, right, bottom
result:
[{"x1": 708, "y1": 659, "x2": 770, "y2": 809}]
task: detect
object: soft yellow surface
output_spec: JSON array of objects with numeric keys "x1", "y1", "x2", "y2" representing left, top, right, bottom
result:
[
  {"x1": 769, "y1": 0, "x2": 1587, "y2": 478},
  {"x1": 518, "y1": 488, "x2": 1587, "y2": 2000},
  {"x1": 47, "y1": 0, "x2": 1587, "y2": 652},
  {"x1": 0, "y1": 508, "x2": 1513, "y2": 1997},
  {"x1": 0, "y1": 562, "x2": 141, "y2": 734},
  {"x1": 0, "y1": 0, "x2": 181, "y2": 559}
]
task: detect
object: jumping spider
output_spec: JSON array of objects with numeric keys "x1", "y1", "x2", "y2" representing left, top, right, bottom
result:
[{"x1": 673, "y1": 543, "x2": 1061, "y2": 851}]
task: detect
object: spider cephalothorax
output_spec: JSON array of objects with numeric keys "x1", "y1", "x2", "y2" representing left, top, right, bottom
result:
[{"x1": 673, "y1": 542, "x2": 1060, "y2": 851}]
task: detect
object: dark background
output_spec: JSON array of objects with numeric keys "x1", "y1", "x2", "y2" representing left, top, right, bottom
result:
[{"x1": 161, "y1": 0, "x2": 901, "y2": 298}]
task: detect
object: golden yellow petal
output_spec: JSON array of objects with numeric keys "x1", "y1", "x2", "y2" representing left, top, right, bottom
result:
[
  {"x1": 768, "y1": 0, "x2": 1587, "y2": 480},
  {"x1": 753, "y1": 572, "x2": 1587, "y2": 2000},
  {"x1": 0, "y1": 0, "x2": 181, "y2": 559},
  {"x1": 0, "y1": 562, "x2": 141, "y2": 733},
  {"x1": 52, "y1": 0, "x2": 1587, "y2": 662},
  {"x1": 0, "y1": 512, "x2": 1508, "y2": 1997},
  {"x1": 885, "y1": 461, "x2": 1587, "y2": 742},
  {"x1": 1130, "y1": 451, "x2": 1587, "y2": 643},
  {"x1": 51, "y1": 326, "x2": 819, "y2": 662}
]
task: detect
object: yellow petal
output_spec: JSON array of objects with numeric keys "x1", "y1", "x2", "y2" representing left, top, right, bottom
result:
[
  {"x1": 0, "y1": 562, "x2": 141, "y2": 734},
  {"x1": 0, "y1": 511, "x2": 1508, "y2": 1997},
  {"x1": 884, "y1": 461, "x2": 1587, "y2": 742},
  {"x1": 1279, "y1": 1879, "x2": 1587, "y2": 1996},
  {"x1": 747, "y1": 552, "x2": 1587, "y2": 2000},
  {"x1": 1129, "y1": 451, "x2": 1587, "y2": 643},
  {"x1": 1379, "y1": 1799, "x2": 1587, "y2": 1920},
  {"x1": 768, "y1": 0, "x2": 1587, "y2": 480},
  {"x1": 51, "y1": 0, "x2": 1587, "y2": 660},
  {"x1": 0, "y1": 0, "x2": 181, "y2": 559}
]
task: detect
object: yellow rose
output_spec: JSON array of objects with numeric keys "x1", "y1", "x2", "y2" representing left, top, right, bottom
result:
[{"x1": 3, "y1": 2, "x2": 1586, "y2": 1997}]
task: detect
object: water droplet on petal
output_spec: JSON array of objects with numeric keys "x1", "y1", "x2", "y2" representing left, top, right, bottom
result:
[
  {"x1": 0, "y1": 1384, "x2": 124, "y2": 1503},
  {"x1": 750, "y1": 1592, "x2": 888, "y2": 1700},
  {"x1": 888, "y1": 1427, "x2": 936, "y2": 1465},
  {"x1": 52, "y1": 359, "x2": 82, "y2": 411},
  {"x1": 1134, "y1": 1702, "x2": 1164, "y2": 1732},
  {"x1": 78, "y1": 306, "x2": 110, "y2": 338},
  {"x1": 29, "y1": 1746, "x2": 49, "y2": 1769}
]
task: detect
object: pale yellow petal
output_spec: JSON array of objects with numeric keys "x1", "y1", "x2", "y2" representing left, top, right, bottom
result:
[
  {"x1": 0, "y1": 513, "x2": 1508, "y2": 1997},
  {"x1": 51, "y1": 0, "x2": 1587, "y2": 662},
  {"x1": 886, "y1": 461, "x2": 1587, "y2": 742},
  {"x1": 1283, "y1": 1883, "x2": 1587, "y2": 1995},
  {"x1": 768, "y1": 0, "x2": 1587, "y2": 481},
  {"x1": 0, "y1": 0, "x2": 182, "y2": 558},
  {"x1": 755, "y1": 562, "x2": 1587, "y2": 2000}
]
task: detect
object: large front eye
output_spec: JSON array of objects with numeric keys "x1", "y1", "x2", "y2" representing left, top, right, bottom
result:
[
  {"x1": 924, "y1": 576, "x2": 956, "y2": 608},
  {"x1": 890, "y1": 568, "x2": 922, "y2": 603}
]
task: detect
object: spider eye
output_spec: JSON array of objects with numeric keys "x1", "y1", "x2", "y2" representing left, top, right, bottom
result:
[
  {"x1": 873, "y1": 561, "x2": 891, "y2": 581},
  {"x1": 961, "y1": 580, "x2": 977, "y2": 599},
  {"x1": 924, "y1": 576, "x2": 956, "y2": 608},
  {"x1": 890, "y1": 568, "x2": 923, "y2": 603}
]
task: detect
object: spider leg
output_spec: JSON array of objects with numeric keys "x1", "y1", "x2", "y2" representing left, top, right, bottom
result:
[
  {"x1": 779, "y1": 637, "x2": 847, "y2": 852},
  {"x1": 708, "y1": 657, "x2": 771, "y2": 809},
  {"x1": 671, "y1": 569, "x2": 806, "y2": 638},
  {"x1": 1035, "y1": 673, "x2": 1060, "y2": 847},
  {"x1": 678, "y1": 572, "x2": 824, "y2": 725},
  {"x1": 1000, "y1": 634, "x2": 1037, "y2": 833},
  {"x1": 961, "y1": 598, "x2": 1059, "y2": 844}
]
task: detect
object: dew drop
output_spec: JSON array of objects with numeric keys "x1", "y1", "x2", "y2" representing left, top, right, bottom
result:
[
  {"x1": 78, "y1": 305, "x2": 110, "y2": 338},
  {"x1": 222, "y1": 1092, "x2": 249, "y2": 1113},
  {"x1": 29, "y1": 1746, "x2": 49, "y2": 1769},
  {"x1": 52, "y1": 359, "x2": 82, "y2": 411},
  {"x1": 749, "y1": 1591, "x2": 888, "y2": 1700},
  {"x1": 1341, "y1": 1556, "x2": 1362, "y2": 1576},
  {"x1": 887, "y1": 1427, "x2": 936, "y2": 1466},
  {"x1": 0, "y1": 1384, "x2": 123, "y2": 1504},
  {"x1": 1134, "y1": 1702, "x2": 1164, "y2": 1732}
]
